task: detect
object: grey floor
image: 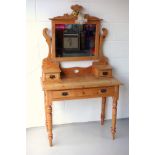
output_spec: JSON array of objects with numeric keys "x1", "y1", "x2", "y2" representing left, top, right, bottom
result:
[{"x1": 26, "y1": 119, "x2": 129, "y2": 155}]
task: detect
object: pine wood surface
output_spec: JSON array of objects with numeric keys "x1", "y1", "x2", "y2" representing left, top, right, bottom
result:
[{"x1": 42, "y1": 75, "x2": 120, "y2": 90}]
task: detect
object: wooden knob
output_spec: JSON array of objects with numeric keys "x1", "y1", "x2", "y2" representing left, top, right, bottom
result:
[
  {"x1": 62, "y1": 92, "x2": 69, "y2": 96},
  {"x1": 102, "y1": 72, "x2": 108, "y2": 75},
  {"x1": 49, "y1": 75, "x2": 56, "y2": 79},
  {"x1": 100, "y1": 88, "x2": 107, "y2": 93}
]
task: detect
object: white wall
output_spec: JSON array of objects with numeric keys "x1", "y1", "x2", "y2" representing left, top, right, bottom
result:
[{"x1": 26, "y1": 0, "x2": 129, "y2": 128}]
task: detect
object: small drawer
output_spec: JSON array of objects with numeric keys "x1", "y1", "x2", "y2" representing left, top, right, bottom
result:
[
  {"x1": 82, "y1": 87, "x2": 114, "y2": 96},
  {"x1": 99, "y1": 70, "x2": 112, "y2": 77},
  {"x1": 51, "y1": 89, "x2": 83, "y2": 99}
]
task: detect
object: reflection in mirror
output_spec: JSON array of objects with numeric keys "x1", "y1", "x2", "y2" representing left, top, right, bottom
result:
[{"x1": 55, "y1": 24, "x2": 96, "y2": 57}]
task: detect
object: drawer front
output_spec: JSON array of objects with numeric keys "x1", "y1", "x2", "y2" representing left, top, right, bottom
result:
[
  {"x1": 51, "y1": 89, "x2": 83, "y2": 99},
  {"x1": 83, "y1": 87, "x2": 114, "y2": 96},
  {"x1": 99, "y1": 70, "x2": 112, "y2": 77},
  {"x1": 51, "y1": 87, "x2": 114, "y2": 99}
]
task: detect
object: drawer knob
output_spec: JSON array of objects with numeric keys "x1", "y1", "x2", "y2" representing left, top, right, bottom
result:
[
  {"x1": 102, "y1": 72, "x2": 108, "y2": 75},
  {"x1": 62, "y1": 92, "x2": 68, "y2": 96},
  {"x1": 100, "y1": 88, "x2": 107, "y2": 93},
  {"x1": 50, "y1": 75, "x2": 56, "y2": 79}
]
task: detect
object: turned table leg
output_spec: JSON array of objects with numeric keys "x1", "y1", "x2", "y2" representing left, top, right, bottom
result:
[
  {"x1": 111, "y1": 96, "x2": 118, "y2": 140},
  {"x1": 44, "y1": 91, "x2": 48, "y2": 131},
  {"x1": 101, "y1": 97, "x2": 106, "y2": 125},
  {"x1": 45, "y1": 91, "x2": 53, "y2": 146}
]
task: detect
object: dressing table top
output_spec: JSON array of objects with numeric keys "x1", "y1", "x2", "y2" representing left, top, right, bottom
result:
[{"x1": 42, "y1": 76, "x2": 120, "y2": 91}]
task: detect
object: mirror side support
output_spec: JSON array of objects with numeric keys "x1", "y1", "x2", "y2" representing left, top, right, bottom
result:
[
  {"x1": 96, "y1": 28, "x2": 108, "y2": 65},
  {"x1": 43, "y1": 28, "x2": 52, "y2": 59},
  {"x1": 99, "y1": 28, "x2": 108, "y2": 57}
]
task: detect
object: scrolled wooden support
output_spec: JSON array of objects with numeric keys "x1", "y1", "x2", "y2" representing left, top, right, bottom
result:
[
  {"x1": 43, "y1": 28, "x2": 52, "y2": 58},
  {"x1": 99, "y1": 28, "x2": 108, "y2": 57},
  {"x1": 97, "y1": 28, "x2": 109, "y2": 65}
]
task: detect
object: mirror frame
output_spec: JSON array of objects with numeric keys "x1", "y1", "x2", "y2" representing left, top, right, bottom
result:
[{"x1": 50, "y1": 19, "x2": 101, "y2": 61}]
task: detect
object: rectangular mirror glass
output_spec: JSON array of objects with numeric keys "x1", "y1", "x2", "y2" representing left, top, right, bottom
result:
[{"x1": 55, "y1": 24, "x2": 96, "y2": 57}]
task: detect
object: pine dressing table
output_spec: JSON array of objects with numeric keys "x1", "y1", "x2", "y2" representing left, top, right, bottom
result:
[{"x1": 41, "y1": 5, "x2": 121, "y2": 146}]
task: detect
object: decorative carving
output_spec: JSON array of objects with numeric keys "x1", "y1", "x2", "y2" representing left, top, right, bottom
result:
[
  {"x1": 50, "y1": 5, "x2": 101, "y2": 21},
  {"x1": 71, "y1": 4, "x2": 83, "y2": 17},
  {"x1": 71, "y1": 4, "x2": 83, "y2": 12}
]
